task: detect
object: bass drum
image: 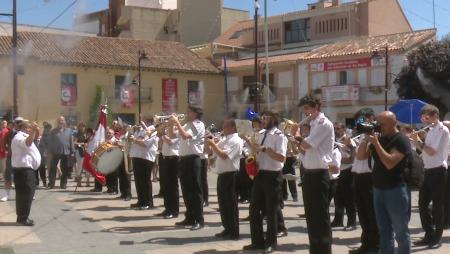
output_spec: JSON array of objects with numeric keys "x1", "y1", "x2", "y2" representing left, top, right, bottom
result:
[{"x1": 91, "y1": 143, "x2": 123, "y2": 175}]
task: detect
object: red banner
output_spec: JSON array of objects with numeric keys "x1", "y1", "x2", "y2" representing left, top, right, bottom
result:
[
  {"x1": 120, "y1": 85, "x2": 135, "y2": 107},
  {"x1": 324, "y1": 58, "x2": 372, "y2": 71},
  {"x1": 162, "y1": 78, "x2": 177, "y2": 113},
  {"x1": 61, "y1": 84, "x2": 77, "y2": 106}
]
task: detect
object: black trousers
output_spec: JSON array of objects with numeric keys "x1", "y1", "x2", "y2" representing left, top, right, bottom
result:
[
  {"x1": 237, "y1": 157, "x2": 252, "y2": 201},
  {"x1": 328, "y1": 179, "x2": 338, "y2": 205},
  {"x1": 179, "y1": 155, "x2": 203, "y2": 224},
  {"x1": 302, "y1": 169, "x2": 332, "y2": 254},
  {"x1": 419, "y1": 166, "x2": 447, "y2": 238},
  {"x1": 49, "y1": 154, "x2": 70, "y2": 188},
  {"x1": 282, "y1": 156, "x2": 298, "y2": 200},
  {"x1": 333, "y1": 169, "x2": 356, "y2": 225},
  {"x1": 13, "y1": 168, "x2": 36, "y2": 222},
  {"x1": 217, "y1": 171, "x2": 239, "y2": 236},
  {"x1": 160, "y1": 156, "x2": 179, "y2": 215},
  {"x1": 106, "y1": 170, "x2": 118, "y2": 192},
  {"x1": 201, "y1": 158, "x2": 209, "y2": 203},
  {"x1": 35, "y1": 162, "x2": 46, "y2": 186},
  {"x1": 354, "y1": 173, "x2": 379, "y2": 250},
  {"x1": 117, "y1": 159, "x2": 131, "y2": 197},
  {"x1": 249, "y1": 170, "x2": 282, "y2": 247},
  {"x1": 444, "y1": 166, "x2": 450, "y2": 227},
  {"x1": 132, "y1": 158, "x2": 153, "y2": 207}
]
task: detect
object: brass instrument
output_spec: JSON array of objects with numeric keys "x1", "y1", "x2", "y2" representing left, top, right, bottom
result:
[
  {"x1": 410, "y1": 123, "x2": 435, "y2": 135},
  {"x1": 245, "y1": 131, "x2": 261, "y2": 179},
  {"x1": 153, "y1": 114, "x2": 185, "y2": 124}
]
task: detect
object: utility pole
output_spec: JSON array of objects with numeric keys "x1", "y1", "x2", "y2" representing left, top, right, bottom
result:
[
  {"x1": 264, "y1": 0, "x2": 270, "y2": 110},
  {"x1": 384, "y1": 45, "x2": 389, "y2": 111},
  {"x1": 0, "y1": 0, "x2": 18, "y2": 118},
  {"x1": 253, "y1": 0, "x2": 259, "y2": 113}
]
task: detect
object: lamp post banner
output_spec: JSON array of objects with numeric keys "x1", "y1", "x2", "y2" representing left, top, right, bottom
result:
[{"x1": 162, "y1": 78, "x2": 178, "y2": 113}]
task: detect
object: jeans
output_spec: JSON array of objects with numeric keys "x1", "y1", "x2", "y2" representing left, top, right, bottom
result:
[{"x1": 373, "y1": 185, "x2": 411, "y2": 254}]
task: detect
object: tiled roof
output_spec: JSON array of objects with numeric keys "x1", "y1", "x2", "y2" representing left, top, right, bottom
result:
[
  {"x1": 303, "y1": 29, "x2": 436, "y2": 60},
  {"x1": 221, "y1": 29, "x2": 436, "y2": 69},
  {"x1": 214, "y1": 20, "x2": 254, "y2": 48},
  {"x1": 0, "y1": 32, "x2": 221, "y2": 74}
]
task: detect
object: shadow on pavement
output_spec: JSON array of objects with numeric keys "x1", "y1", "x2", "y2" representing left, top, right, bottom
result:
[
  {"x1": 192, "y1": 243, "x2": 309, "y2": 253},
  {"x1": 81, "y1": 215, "x2": 157, "y2": 223},
  {"x1": 76, "y1": 206, "x2": 131, "y2": 212}
]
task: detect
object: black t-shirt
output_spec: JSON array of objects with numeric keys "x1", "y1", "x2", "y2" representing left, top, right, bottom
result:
[{"x1": 371, "y1": 132, "x2": 412, "y2": 189}]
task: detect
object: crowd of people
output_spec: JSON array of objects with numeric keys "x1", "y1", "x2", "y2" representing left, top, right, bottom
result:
[{"x1": 1, "y1": 96, "x2": 450, "y2": 254}]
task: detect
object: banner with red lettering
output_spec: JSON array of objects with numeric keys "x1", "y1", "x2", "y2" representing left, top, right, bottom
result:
[{"x1": 162, "y1": 78, "x2": 178, "y2": 113}]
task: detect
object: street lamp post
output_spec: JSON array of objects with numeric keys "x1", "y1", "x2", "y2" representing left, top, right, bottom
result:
[
  {"x1": 136, "y1": 50, "x2": 148, "y2": 124},
  {"x1": 372, "y1": 45, "x2": 389, "y2": 111},
  {"x1": 0, "y1": 0, "x2": 18, "y2": 118},
  {"x1": 253, "y1": 0, "x2": 259, "y2": 113}
]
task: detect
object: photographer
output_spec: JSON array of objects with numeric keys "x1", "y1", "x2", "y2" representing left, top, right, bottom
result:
[{"x1": 356, "y1": 111, "x2": 411, "y2": 254}]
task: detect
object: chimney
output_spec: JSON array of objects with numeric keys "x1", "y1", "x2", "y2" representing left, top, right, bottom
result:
[{"x1": 331, "y1": 0, "x2": 341, "y2": 6}]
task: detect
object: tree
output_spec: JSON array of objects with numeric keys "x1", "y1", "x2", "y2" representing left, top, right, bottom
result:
[{"x1": 395, "y1": 36, "x2": 450, "y2": 118}]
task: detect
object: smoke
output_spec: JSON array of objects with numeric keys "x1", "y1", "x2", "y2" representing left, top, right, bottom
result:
[{"x1": 416, "y1": 67, "x2": 450, "y2": 111}]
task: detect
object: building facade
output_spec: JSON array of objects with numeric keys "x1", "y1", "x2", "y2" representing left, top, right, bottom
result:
[{"x1": 0, "y1": 32, "x2": 224, "y2": 126}]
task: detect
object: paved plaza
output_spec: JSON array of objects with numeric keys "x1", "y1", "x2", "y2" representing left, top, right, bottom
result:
[{"x1": 1, "y1": 173, "x2": 450, "y2": 254}]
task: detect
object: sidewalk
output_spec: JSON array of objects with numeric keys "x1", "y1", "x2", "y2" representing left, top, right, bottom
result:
[{"x1": 1, "y1": 174, "x2": 450, "y2": 254}]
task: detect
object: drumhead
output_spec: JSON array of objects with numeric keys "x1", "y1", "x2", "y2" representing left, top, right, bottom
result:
[{"x1": 96, "y1": 147, "x2": 123, "y2": 175}]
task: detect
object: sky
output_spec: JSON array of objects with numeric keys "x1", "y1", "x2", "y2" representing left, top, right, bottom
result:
[{"x1": 0, "y1": 0, "x2": 449, "y2": 38}]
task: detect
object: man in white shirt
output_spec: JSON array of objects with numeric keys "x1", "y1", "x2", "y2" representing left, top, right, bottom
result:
[
  {"x1": 332, "y1": 122, "x2": 357, "y2": 230},
  {"x1": 128, "y1": 124, "x2": 159, "y2": 210},
  {"x1": 11, "y1": 119, "x2": 41, "y2": 226},
  {"x1": 443, "y1": 121, "x2": 450, "y2": 228},
  {"x1": 411, "y1": 104, "x2": 450, "y2": 248},
  {"x1": 297, "y1": 95, "x2": 334, "y2": 254},
  {"x1": 158, "y1": 122, "x2": 180, "y2": 219},
  {"x1": 207, "y1": 118, "x2": 243, "y2": 240},
  {"x1": 170, "y1": 105, "x2": 205, "y2": 231},
  {"x1": 243, "y1": 111, "x2": 287, "y2": 254}
]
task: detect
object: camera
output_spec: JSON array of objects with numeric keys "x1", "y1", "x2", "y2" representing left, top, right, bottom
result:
[{"x1": 356, "y1": 122, "x2": 381, "y2": 134}]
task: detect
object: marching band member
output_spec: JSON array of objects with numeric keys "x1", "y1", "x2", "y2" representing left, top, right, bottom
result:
[
  {"x1": 297, "y1": 95, "x2": 334, "y2": 254},
  {"x1": 411, "y1": 104, "x2": 450, "y2": 248},
  {"x1": 11, "y1": 119, "x2": 41, "y2": 226},
  {"x1": 158, "y1": 121, "x2": 180, "y2": 219},
  {"x1": 243, "y1": 111, "x2": 287, "y2": 254},
  {"x1": 104, "y1": 128, "x2": 119, "y2": 194},
  {"x1": 129, "y1": 124, "x2": 159, "y2": 210},
  {"x1": 328, "y1": 146, "x2": 341, "y2": 206},
  {"x1": 207, "y1": 118, "x2": 243, "y2": 240},
  {"x1": 443, "y1": 121, "x2": 450, "y2": 229},
  {"x1": 171, "y1": 105, "x2": 206, "y2": 231},
  {"x1": 115, "y1": 125, "x2": 132, "y2": 201},
  {"x1": 331, "y1": 122, "x2": 356, "y2": 230}
]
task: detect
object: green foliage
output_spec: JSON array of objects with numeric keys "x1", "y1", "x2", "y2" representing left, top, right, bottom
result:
[
  {"x1": 88, "y1": 86, "x2": 102, "y2": 128},
  {"x1": 395, "y1": 37, "x2": 450, "y2": 118}
]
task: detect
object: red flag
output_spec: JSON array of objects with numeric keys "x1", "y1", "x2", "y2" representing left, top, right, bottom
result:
[{"x1": 82, "y1": 105, "x2": 107, "y2": 185}]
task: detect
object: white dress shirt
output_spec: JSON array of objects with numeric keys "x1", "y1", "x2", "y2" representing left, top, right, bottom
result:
[
  {"x1": 11, "y1": 131, "x2": 41, "y2": 170},
  {"x1": 303, "y1": 113, "x2": 335, "y2": 170},
  {"x1": 129, "y1": 130, "x2": 159, "y2": 162},
  {"x1": 161, "y1": 130, "x2": 180, "y2": 156},
  {"x1": 214, "y1": 133, "x2": 243, "y2": 174},
  {"x1": 336, "y1": 135, "x2": 355, "y2": 170},
  {"x1": 422, "y1": 121, "x2": 450, "y2": 169},
  {"x1": 329, "y1": 147, "x2": 341, "y2": 180},
  {"x1": 256, "y1": 127, "x2": 288, "y2": 172},
  {"x1": 179, "y1": 119, "x2": 205, "y2": 156}
]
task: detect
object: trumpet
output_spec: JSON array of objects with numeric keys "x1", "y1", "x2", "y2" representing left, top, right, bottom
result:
[
  {"x1": 153, "y1": 114, "x2": 185, "y2": 124},
  {"x1": 410, "y1": 123, "x2": 435, "y2": 135}
]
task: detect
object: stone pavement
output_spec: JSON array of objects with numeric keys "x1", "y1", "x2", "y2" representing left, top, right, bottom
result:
[{"x1": 1, "y1": 173, "x2": 450, "y2": 254}]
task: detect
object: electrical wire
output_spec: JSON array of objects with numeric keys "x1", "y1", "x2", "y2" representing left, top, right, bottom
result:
[{"x1": 39, "y1": 0, "x2": 79, "y2": 33}]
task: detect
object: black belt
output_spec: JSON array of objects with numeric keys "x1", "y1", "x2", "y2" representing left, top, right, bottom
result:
[
  {"x1": 303, "y1": 168, "x2": 328, "y2": 173},
  {"x1": 179, "y1": 154, "x2": 199, "y2": 159},
  {"x1": 162, "y1": 155, "x2": 179, "y2": 160},
  {"x1": 425, "y1": 166, "x2": 446, "y2": 172}
]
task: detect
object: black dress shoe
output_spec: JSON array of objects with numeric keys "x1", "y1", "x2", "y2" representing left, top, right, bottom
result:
[
  {"x1": 344, "y1": 224, "x2": 357, "y2": 231},
  {"x1": 190, "y1": 222, "x2": 204, "y2": 231},
  {"x1": 90, "y1": 188, "x2": 101, "y2": 192},
  {"x1": 138, "y1": 206, "x2": 150, "y2": 210},
  {"x1": 330, "y1": 220, "x2": 344, "y2": 227},
  {"x1": 175, "y1": 219, "x2": 192, "y2": 226},
  {"x1": 156, "y1": 211, "x2": 168, "y2": 216},
  {"x1": 164, "y1": 214, "x2": 178, "y2": 219},
  {"x1": 277, "y1": 230, "x2": 288, "y2": 237},
  {"x1": 264, "y1": 245, "x2": 276, "y2": 254},
  {"x1": 414, "y1": 237, "x2": 431, "y2": 246},
  {"x1": 18, "y1": 218, "x2": 34, "y2": 226},
  {"x1": 243, "y1": 244, "x2": 264, "y2": 251},
  {"x1": 241, "y1": 216, "x2": 250, "y2": 221},
  {"x1": 215, "y1": 230, "x2": 229, "y2": 238},
  {"x1": 428, "y1": 237, "x2": 442, "y2": 248},
  {"x1": 130, "y1": 203, "x2": 140, "y2": 208}
]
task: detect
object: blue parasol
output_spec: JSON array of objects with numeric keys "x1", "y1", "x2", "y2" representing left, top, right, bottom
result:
[{"x1": 389, "y1": 99, "x2": 428, "y2": 125}]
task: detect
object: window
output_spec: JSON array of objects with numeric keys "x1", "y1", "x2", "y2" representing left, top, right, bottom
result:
[
  {"x1": 115, "y1": 75, "x2": 126, "y2": 99},
  {"x1": 188, "y1": 80, "x2": 201, "y2": 105},
  {"x1": 339, "y1": 71, "x2": 347, "y2": 85},
  {"x1": 284, "y1": 18, "x2": 310, "y2": 43}
]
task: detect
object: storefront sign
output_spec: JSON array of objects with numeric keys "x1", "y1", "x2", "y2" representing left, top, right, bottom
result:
[{"x1": 311, "y1": 57, "x2": 385, "y2": 72}]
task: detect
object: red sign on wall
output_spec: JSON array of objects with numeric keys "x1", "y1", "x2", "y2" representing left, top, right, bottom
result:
[
  {"x1": 61, "y1": 74, "x2": 77, "y2": 106},
  {"x1": 162, "y1": 78, "x2": 178, "y2": 113},
  {"x1": 310, "y1": 57, "x2": 385, "y2": 72},
  {"x1": 120, "y1": 85, "x2": 135, "y2": 108}
]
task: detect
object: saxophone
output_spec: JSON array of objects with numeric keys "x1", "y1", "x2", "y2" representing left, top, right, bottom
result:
[{"x1": 245, "y1": 132, "x2": 260, "y2": 179}]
